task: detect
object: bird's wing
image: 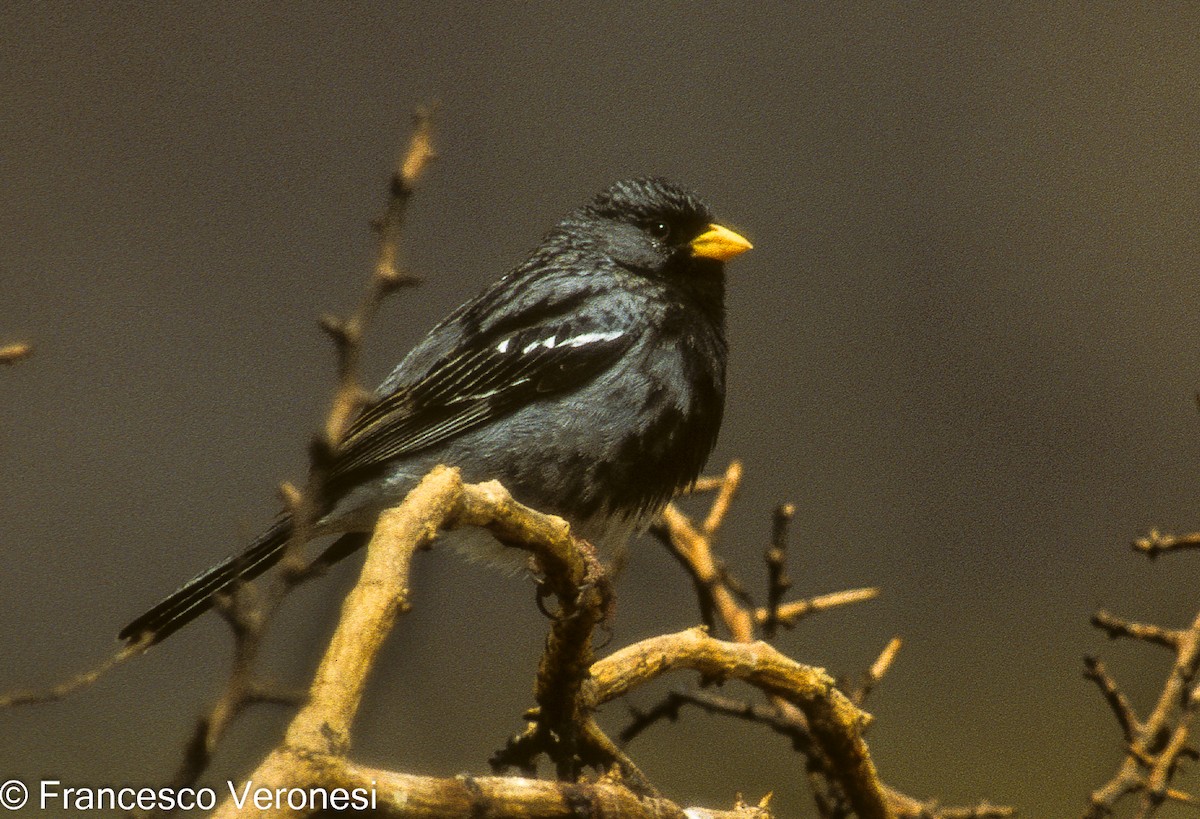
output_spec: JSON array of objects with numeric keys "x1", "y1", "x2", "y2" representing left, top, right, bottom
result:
[{"x1": 328, "y1": 312, "x2": 635, "y2": 481}]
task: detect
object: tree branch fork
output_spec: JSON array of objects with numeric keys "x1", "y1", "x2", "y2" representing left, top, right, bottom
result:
[{"x1": 213, "y1": 465, "x2": 884, "y2": 818}]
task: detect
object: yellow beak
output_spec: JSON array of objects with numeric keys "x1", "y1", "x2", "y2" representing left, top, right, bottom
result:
[{"x1": 690, "y1": 223, "x2": 753, "y2": 262}]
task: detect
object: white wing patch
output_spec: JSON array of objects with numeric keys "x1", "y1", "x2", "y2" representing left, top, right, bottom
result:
[
  {"x1": 502, "y1": 329, "x2": 625, "y2": 356},
  {"x1": 522, "y1": 334, "x2": 557, "y2": 354},
  {"x1": 560, "y1": 329, "x2": 625, "y2": 348}
]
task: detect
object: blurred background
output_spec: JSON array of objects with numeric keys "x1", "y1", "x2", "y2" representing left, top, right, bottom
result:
[{"x1": 3, "y1": 4, "x2": 1199, "y2": 816}]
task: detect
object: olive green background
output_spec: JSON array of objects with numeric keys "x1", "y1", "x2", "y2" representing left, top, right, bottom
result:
[{"x1": 4, "y1": 4, "x2": 1200, "y2": 816}]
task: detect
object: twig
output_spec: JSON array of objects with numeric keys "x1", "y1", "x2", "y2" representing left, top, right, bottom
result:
[
  {"x1": 855, "y1": 638, "x2": 903, "y2": 707},
  {"x1": 754, "y1": 588, "x2": 881, "y2": 630},
  {"x1": 703, "y1": 460, "x2": 743, "y2": 535},
  {"x1": 763, "y1": 502, "x2": 795, "y2": 638},
  {"x1": 621, "y1": 689, "x2": 817, "y2": 756},
  {"x1": 1085, "y1": 599, "x2": 1200, "y2": 816},
  {"x1": 650, "y1": 463, "x2": 998, "y2": 817},
  {"x1": 592, "y1": 627, "x2": 890, "y2": 819},
  {"x1": 321, "y1": 105, "x2": 433, "y2": 447},
  {"x1": 171, "y1": 107, "x2": 439, "y2": 786},
  {"x1": 0, "y1": 642, "x2": 144, "y2": 707},
  {"x1": 1083, "y1": 656, "x2": 1140, "y2": 745},
  {"x1": 654, "y1": 463, "x2": 757, "y2": 644},
  {"x1": 280, "y1": 468, "x2": 453, "y2": 756},
  {"x1": 1133, "y1": 529, "x2": 1200, "y2": 559},
  {"x1": 1092, "y1": 610, "x2": 1181, "y2": 650},
  {"x1": 883, "y1": 790, "x2": 1016, "y2": 819},
  {"x1": 0, "y1": 341, "x2": 33, "y2": 365}
]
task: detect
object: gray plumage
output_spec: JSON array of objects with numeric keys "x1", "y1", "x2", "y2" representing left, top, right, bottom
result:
[{"x1": 120, "y1": 177, "x2": 746, "y2": 645}]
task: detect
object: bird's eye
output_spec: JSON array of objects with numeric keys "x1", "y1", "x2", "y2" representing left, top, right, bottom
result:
[{"x1": 648, "y1": 221, "x2": 672, "y2": 241}]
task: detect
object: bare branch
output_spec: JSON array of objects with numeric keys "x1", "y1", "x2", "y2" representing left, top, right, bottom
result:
[
  {"x1": 1133, "y1": 529, "x2": 1200, "y2": 559},
  {"x1": 702, "y1": 459, "x2": 743, "y2": 535},
  {"x1": 762, "y1": 502, "x2": 795, "y2": 638},
  {"x1": 0, "y1": 642, "x2": 144, "y2": 707},
  {"x1": 323, "y1": 105, "x2": 434, "y2": 447},
  {"x1": 754, "y1": 587, "x2": 881, "y2": 630},
  {"x1": 112, "y1": 106, "x2": 444, "y2": 793},
  {"x1": 1085, "y1": 594, "x2": 1200, "y2": 815},
  {"x1": 621, "y1": 689, "x2": 817, "y2": 756},
  {"x1": 656, "y1": 500, "x2": 754, "y2": 642},
  {"x1": 209, "y1": 471, "x2": 785, "y2": 818},
  {"x1": 283, "y1": 467, "x2": 454, "y2": 754},
  {"x1": 592, "y1": 627, "x2": 890, "y2": 819},
  {"x1": 1092, "y1": 610, "x2": 1181, "y2": 650},
  {"x1": 0, "y1": 341, "x2": 33, "y2": 365},
  {"x1": 855, "y1": 638, "x2": 903, "y2": 706},
  {"x1": 1083, "y1": 655, "x2": 1140, "y2": 743}
]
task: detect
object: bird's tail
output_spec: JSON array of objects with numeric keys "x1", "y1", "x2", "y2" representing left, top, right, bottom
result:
[{"x1": 119, "y1": 518, "x2": 295, "y2": 646}]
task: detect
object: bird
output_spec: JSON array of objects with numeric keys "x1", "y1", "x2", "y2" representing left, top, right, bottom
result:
[{"x1": 119, "y1": 177, "x2": 751, "y2": 647}]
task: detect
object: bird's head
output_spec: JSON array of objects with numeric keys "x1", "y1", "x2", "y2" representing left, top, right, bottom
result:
[
  {"x1": 549, "y1": 177, "x2": 748, "y2": 302},
  {"x1": 576, "y1": 178, "x2": 752, "y2": 284}
]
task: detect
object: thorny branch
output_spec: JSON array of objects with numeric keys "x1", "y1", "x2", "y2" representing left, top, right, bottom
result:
[
  {"x1": 208, "y1": 466, "x2": 788, "y2": 818},
  {"x1": 642, "y1": 463, "x2": 1011, "y2": 818},
  {"x1": 1085, "y1": 595, "x2": 1200, "y2": 817},
  {"x1": 319, "y1": 104, "x2": 433, "y2": 446},
  {"x1": 149, "y1": 107, "x2": 442, "y2": 795},
  {"x1": 488, "y1": 534, "x2": 631, "y2": 785},
  {"x1": 763, "y1": 502, "x2": 795, "y2": 638},
  {"x1": 0, "y1": 106, "x2": 440, "y2": 793}
]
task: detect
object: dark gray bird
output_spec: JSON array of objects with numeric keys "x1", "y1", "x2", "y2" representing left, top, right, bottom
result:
[{"x1": 120, "y1": 177, "x2": 751, "y2": 646}]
